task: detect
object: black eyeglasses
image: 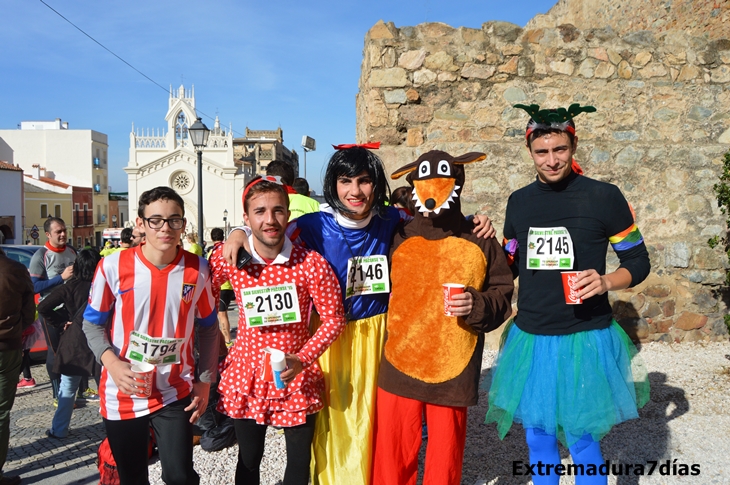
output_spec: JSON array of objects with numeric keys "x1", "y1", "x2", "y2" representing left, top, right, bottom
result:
[
  {"x1": 142, "y1": 217, "x2": 185, "y2": 230},
  {"x1": 131, "y1": 233, "x2": 146, "y2": 239}
]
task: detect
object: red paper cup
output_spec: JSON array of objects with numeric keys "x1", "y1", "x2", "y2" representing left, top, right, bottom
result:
[
  {"x1": 561, "y1": 271, "x2": 583, "y2": 305},
  {"x1": 443, "y1": 283, "x2": 465, "y2": 316},
  {"x1": 131, "y1": 362, "x2": 155, "y2": 397}
]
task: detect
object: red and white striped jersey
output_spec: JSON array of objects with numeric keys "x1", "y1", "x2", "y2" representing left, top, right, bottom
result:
[{"x1": 85, "y1": 245, "x2": 217, "y2": 420}]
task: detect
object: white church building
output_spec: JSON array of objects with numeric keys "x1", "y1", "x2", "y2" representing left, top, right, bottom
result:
[{"x1": 125, "y1": 85, "x2": 244, "y2": 242}]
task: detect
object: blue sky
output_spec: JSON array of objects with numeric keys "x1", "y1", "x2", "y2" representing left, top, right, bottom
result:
[{"x1": 1, "y1": 0, "x2": 557, "y2": 194}]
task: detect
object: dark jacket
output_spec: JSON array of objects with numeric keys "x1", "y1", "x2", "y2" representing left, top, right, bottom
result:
[
  {"x1": 37, "y1": 278, "x2": 99, "y2": 377},
  {"x1": 0, "y1": 254, "x2": 36, "y2": 351}
]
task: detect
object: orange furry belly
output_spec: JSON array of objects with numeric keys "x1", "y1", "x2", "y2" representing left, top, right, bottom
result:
[{"x1": 385, "y1": 236, "x2": 486, "y2": 383}]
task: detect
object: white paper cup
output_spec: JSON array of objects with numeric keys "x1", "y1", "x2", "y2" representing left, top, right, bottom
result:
[{"x1": 131, "y1": 362, "x2": 155, "y2": 397}]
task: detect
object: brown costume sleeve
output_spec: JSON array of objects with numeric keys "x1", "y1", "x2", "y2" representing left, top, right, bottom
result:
[{"x1": 463, "y1": 236, "x2": 514, "y2": 333}]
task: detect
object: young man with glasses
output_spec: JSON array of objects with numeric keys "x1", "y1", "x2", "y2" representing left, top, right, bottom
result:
[{"x1": 83, "y1": 186, "x2": 219, "y2": 484}]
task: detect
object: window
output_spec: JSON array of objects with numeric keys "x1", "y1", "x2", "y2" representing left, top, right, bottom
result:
[
  {"x1": 77, "y1": 236, "x2": 82, "y2": 247},
  {"x1": 55, "y1": 205, "x2": 61, "y2": 218},
  {"x1": 40, "y1": 204, "x2": 48, "y2": 218}
]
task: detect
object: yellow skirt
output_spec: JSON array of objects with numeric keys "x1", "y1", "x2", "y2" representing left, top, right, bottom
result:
[{"x1": 310, "y1": 312, "x2": 387, "y2": 485}]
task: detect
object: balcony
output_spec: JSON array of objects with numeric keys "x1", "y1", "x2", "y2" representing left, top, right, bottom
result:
[
  {"x1": 94, "y1": 184, "x2": 101, "y2": 193},
  {"x1": 93, "y1": 157, "x2": 100, "y2": 168}
]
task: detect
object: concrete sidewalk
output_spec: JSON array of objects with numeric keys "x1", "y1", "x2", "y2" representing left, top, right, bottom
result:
[{"x1": 6, "y1": 309, "x2": 240, "y2": 484}]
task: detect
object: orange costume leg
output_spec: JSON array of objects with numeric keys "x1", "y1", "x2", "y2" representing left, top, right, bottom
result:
[
  {"x1": 422, "y1": 400, "x2": 467, "y2": 485},
  {"x1": 371, "y1": 388, "x2": 423, "y2": 485}
]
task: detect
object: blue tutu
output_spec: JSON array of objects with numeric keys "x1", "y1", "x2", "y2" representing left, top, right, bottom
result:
[{"x1": 485, "y1": 320, "x2": 649, "y2": 447}]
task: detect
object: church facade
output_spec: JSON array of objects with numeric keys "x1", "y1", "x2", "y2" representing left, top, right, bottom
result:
[{"x1": 124, "y1": 85, "x2": 244, "y2": 241}]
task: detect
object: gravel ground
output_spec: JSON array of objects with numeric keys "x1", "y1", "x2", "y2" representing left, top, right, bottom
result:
[{"x1": 149, "y1": 340, "x2": 730, "y2": 485}]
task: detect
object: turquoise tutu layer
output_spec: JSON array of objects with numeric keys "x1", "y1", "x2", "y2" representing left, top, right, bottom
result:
[{"x1": 485, "y1": 320, "x2": 649, "y2": 448}]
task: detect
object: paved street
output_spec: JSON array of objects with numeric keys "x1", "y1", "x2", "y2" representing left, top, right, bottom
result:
[{"x1": 6, "y1": 308, "x2": 240, "y2": 484}]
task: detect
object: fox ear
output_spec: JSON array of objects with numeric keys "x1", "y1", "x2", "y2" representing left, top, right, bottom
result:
[
  {"x1": 452, "y1": 152, "x2": 486, "y2": 165},
  {"x1": 391, "y1": 161, "x2": 419, "y2": 180}
]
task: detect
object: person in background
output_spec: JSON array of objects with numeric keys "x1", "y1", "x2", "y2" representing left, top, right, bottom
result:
[
  {"x1": 100, "y1": 240, "x2": 116, "y2": 257},
  {"x1": 186, "y1": 233, "x2": 203, "y2": 256},
  {"x1": 28, "y1": 217, "x2": 76, "y2": 405},
  {"x1": 206, "y1": 228, "x2": 235, "y2": 347},
  {"x1": 266, "y1": 160, "x2": 319, "y2": 221},
  {"x1": 114, "y1": 228, "x2": 133, "y2": 252},
  {"x1": 388, "y1": 186, "x2": 416, "y2": 217},
  {"x1": 130, "y1": 227, "x2": 145, "y2": 247},
  {"x1": 0, "y1": 247, "x2": 35, "y2": 485},
  {"x1": 292, "y1": 177, "x2": 312, "y2": 196},
  {"x1": 38, "y1": 249, "x2": 102, "y2": 439}
]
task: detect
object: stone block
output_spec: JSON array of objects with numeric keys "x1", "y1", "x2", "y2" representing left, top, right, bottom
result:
[
  {"x1": 498, "y1": 57, "x2": 519, "y2": 74},
  {"x1": 503, "y1": 87, "x2": 526, "y2": 103},
  {"x1": 605, "y1": 49, "x2": 621, "y2": 65},
  {"x1": 483, "y1": 21, "x2": 522, "y2": 42},
  {"x1": 398, "y1": 105, "x2": 433, "y2": 123},
  {"x1": 618, "y1": 60, "x2": 633, "y2": 79},
  {"x1": 578, "y1": 58, "x2": 599, "y2": 78},
  {"x1": 399, "y1": 50, "x2": 427, "y2": 70},
  {"x1": 366, "y1": 90, "x2": 388, "y2": 127},
  {"x1": 588, "y1": 47, "x2": 609, "y2": 62},
  {"x1": 665, "y1": 243, "x2": 691, "y2": 268},
  {"x1": 419, "y1": 22, "x2": 455, "y2": 38},
  {"x1": 676, "y1": 64, "x2": 701, "y2": 81},
  {"x1": 518, "y1": 57, "x2": 535, "y2": 77},
  {"x1": 653, "y1": 107, "x2": 680, "y2": 122},
  {"x1": 623, "y1": 31, "x2": 655, "y2": 47},
  {"x1": 688, "y1": 105, "x2": 713, "y2": 121},
  {"x1": 502, "y1": 44, "x2": 524, "y2": 56},
  {"x1": 434, "y1": 109, "x2": 468, "y2": 121},
  {"x1": 405, "y1": 89, "x2": 420, "y2": 102},
  {"x1": 525, "y1": 28, "x2": 545, "y2": 44},
  {"x1": 644, "y1": 284, "x2": 671, "y2": 298},
  {"x1": 549, "y1": 59, "x2": 575, "y2": 75},
  {"x1": 693, "y1": 288, "x2": 718, "y2": 313},
  {"x1": 685, "y1": 195, "x2": 708, "y2": 213},
  {"x1": 642, "y1": 302, "x2": 662, "y2": 319},
  {"x1": 639, "y1": 62, "x2": 668, "y2": 78},
  {"x1": 634, "y1": 51, "x2": 653, "y2": 67},
  {"x1": 370, "y1": 68, "x2": 408, "y2": 88},
  {"x1": 413, "y1": 69, "x2": 437, "y2": 86},
  {"x1": 438, "y1": 72, "x2": 458, "y2": 82},
  {"x1": 406, "y1": 128, "x2": 424, "y2": 147},
  {"x1": 368, "y1": 127, "x2": 401, "y2": 145},
  {"x1": 711, "y1": 65, "x2": 730, "y2": 83},
  {"x1": 615, "y1": 146, "x2": 643, "y2": 167},
  {"x1": 654, "y1": 318, "x2": 674, "y2": 333},
  {"x1": 661, "y1": 299, "x2": 676, "y2": 317},
  {"x1": 369, "y1": 20, "x2": 395, "y2": 39},
  {"x1": 682, "y1": 329, "x2": 706, "y2": 342},
  {"x1": 384, "y1": 89, "x2": 407, "y2": 105},
  {"x1": 461, "y1": 64, "x2": 496, "y2": 79},
  {"x1": 557, "y1": 24, "x2": 580, "y2": 43},
  {"x1": 675, "y1": 311, "x2": 707, "y2": 330},
  {"x1": 617, "y1": 317, "x2": 650, "y2": 341},
  {"x1": 424, "y1": 51, "x2": 458, "y2": 72},
  {"x1": 594, "y1": 62, "x2": 615, "y2": 78}
]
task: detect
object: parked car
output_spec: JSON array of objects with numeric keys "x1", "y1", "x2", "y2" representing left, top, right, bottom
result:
[{"x1": 0, "y1": 244, "x2": 47, "y2": 362}]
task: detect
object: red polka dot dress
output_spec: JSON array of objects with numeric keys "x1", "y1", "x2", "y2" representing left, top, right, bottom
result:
[{"x1": 209, "y1": 240, "x2": 345, "y2": 426}]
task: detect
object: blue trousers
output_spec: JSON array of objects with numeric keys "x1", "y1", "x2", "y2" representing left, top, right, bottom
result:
[
  {"x1": 526, "y1": 427, "x2": 606, "y2": 485},
  {"x1": 50, "y1": 374, "x2": 82, "y2": 438}
]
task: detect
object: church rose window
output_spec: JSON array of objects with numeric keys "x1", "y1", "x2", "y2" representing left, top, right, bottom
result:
[{"x1": 171, "y1": 171, "x2": 193, "y2": 194}]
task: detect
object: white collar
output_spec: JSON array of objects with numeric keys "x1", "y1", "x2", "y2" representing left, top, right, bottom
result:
[
  {"x1": 248, "y1": 233, "x2": 293, "y2": 265},
  {"x1": 320, "y1": 204, "x2": 373, "y2": 229}
]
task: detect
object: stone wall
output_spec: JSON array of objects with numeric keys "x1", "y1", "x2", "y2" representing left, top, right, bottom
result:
[
  {"x1": 355, "y1": 18, "x2": 730, "y2": 343},
  {"x1": 528, "y1": 0, "x2": 730, "y2": 41}
]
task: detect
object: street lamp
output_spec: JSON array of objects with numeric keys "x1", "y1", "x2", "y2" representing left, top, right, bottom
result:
[
  {"x1": 301, "y1": 136, "x2": 316, "y2": 180},
  {"x1": 223, "y1": 209, "x2": 228, "y2": 239},
  {"x1": 189, "y1": 117, "x2": 210, "y2": 246}
]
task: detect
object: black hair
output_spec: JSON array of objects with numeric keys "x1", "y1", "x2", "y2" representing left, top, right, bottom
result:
[
  {"x1": 292, "y1": 177, "x2": 310, "y2": 196},
  {"x1": 210, "y1": 228, "x2": 224, "y2": 242},
  {"x1": 120, "y1": 227, "x2": 133, "y2": 244},
  {"x1": 390, "y1": 186, "x2": 416, "y2": 215},
  {"x1": 243, "y1": 176, "x2": 290, "y2": 212},
  {"x1": 73, "y1": 249, "x2": 101, "y2": 282},
  {"x1": 138, "y1": 186, "x2": 185, "y2": 218},
  {"x1": 266, "y1": 160, "x2": 295, "y2": 186},
  {"x1": 526, "y1": 117, "x2": 576, "y2": 150},
  {"x1": 44, "y1": 217, "x2": 66, "y2": 234},
  {"x1": 322, "y1": 147, "x2": 390, "y2": 217}
]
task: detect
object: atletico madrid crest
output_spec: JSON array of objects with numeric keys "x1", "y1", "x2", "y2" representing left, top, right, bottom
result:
[{"x1": 181, "y1": 283, "x2": 196, "y2": 304}]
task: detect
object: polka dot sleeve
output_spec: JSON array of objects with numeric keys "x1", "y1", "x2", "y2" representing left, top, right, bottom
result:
[{"x1": 295, "y1": 250, "x2": 346, "y2": 366}]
